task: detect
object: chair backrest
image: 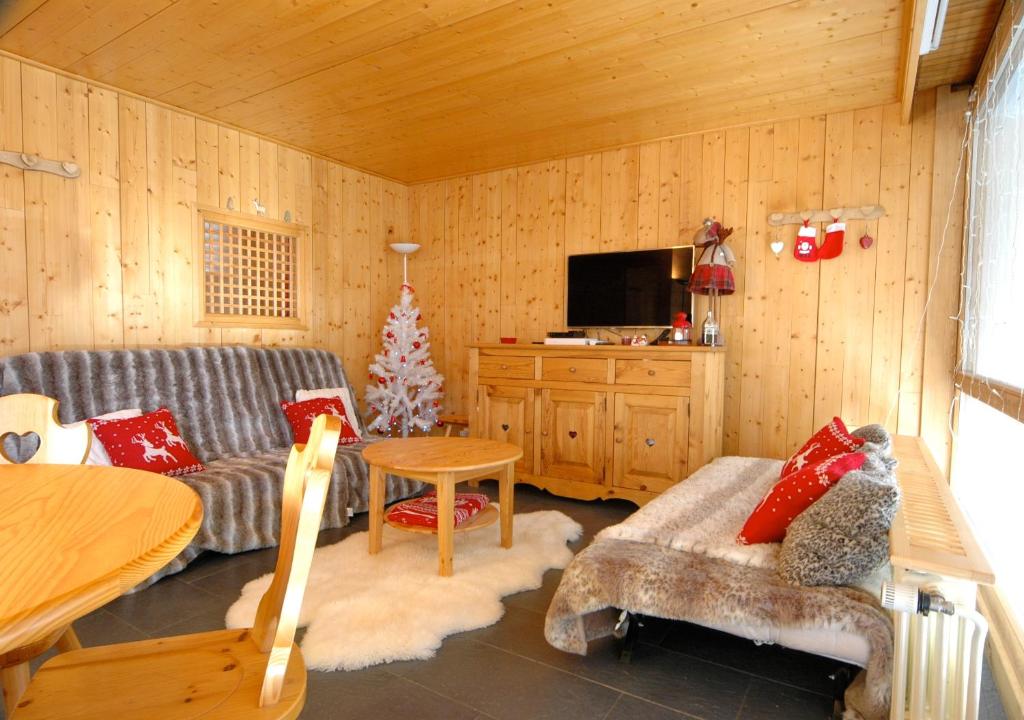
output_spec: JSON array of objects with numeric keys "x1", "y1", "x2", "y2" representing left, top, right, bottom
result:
[
  {"x1": 0, "y1": 393, "x2": 90, "y2": 465},
  {"x1": 250, "y1": 413, "x2": 341, "y2": 707}
]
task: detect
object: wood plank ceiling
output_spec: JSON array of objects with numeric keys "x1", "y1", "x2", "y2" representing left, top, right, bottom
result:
[
  {"x1": 0, "y1": 0, "x2": 950, "y2": 182},
  {"x1": 916, "y1": 0, "x2": 1003, "y2": 91}
]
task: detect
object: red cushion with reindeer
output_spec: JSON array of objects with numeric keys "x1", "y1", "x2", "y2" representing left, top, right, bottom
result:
[
  {"x1": 780, "y1": 416, "x2": 864, "y2": 478},
  {"x1": 280, "y1": 397, "x2": 360, "y2": 445},
  {"x1": 87, "y1": 408, "x2": 205, "y2": 477},
  {"x1": 386, "y1": 491, "x2": 490, "y2": 529},
  {"x1": 737, "y1": 452, "x2": 867, "y2": 545}
]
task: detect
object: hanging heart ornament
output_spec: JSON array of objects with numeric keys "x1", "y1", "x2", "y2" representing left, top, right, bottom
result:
[
  {"x1": 859, "y1": 233, "x2": 874, "y2": 249},
  {"x1": 770, "y1": 240, "x2": 784, "y2": 256}
]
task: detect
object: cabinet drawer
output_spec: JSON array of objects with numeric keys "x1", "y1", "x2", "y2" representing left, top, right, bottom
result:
[
  {"x1": 479, "y1": 355, "x2": 535, "y2": 380},
  {"x1": 614, "y1": 359, "x2": 691, "y2": 387},
  {"x1": 541, "y1": 357, "x2": 609, "y2": 384}
]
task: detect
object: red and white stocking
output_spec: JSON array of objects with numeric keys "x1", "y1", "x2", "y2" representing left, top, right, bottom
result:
[
  {"x1": 794, "y1": 221, "x2": 818, "y2": 262},
  {"x1": 819, "y1": 218, "x2": 845, "y2": 260}
]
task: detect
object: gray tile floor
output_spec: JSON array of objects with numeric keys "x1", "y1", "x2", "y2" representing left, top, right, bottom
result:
[{"x1": 11, "y1": 484, "x2": 1010, "y2": 720}]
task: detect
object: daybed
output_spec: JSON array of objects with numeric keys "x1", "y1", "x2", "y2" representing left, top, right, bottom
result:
[
  {"x1": 0, "y1": 346, "x2": 423, "y2": 584},
  {"x1": 545, "y1": 451, "x2": 897, "y2": 720}
]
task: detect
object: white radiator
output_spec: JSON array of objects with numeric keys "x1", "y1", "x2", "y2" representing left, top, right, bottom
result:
[{"x1": 885, "y1": 580, "x2": 990, "y2": 720}]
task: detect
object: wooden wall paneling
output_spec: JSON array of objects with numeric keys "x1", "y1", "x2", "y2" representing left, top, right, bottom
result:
[
  {"x1": 0, "y1": 56, "x2": 28, "y2": 354},
  {"x1": 408, "y1": 180, "x2": 447, "y2": 386},
  {"x1": 325, "y1": 163, "x2": 346, "y2": 360},
  {"x1": 898, "y1": 89, "x2": 937, "y2": 434},
  {"x1": 341, "y1": 166, "x2": 372, "y2": 398},
  {"x1": 168, "y1": 109, "x2": 206, "y2": 345},
  {"x1": 785, "y1": 115, "x2": 826, "y2": 453},
  {"x1": 86, "y1": 84, "x2": 123, "y2": 348},
  {"x1": 214, "y1": 125, "x2": 238, "y2": 209},
  {"x1": 920, "y1": 86, "x2": 968, "y2": 473},
  {"x1": 719, "y1": 128, "x2": 749, "y2": 455},
  {"x1": 480, "y1": 171, "x2": 502, "y2": 342},
  {"x1": 761, "y1": 119, "x2": 799, "y2": 458},
  {"x1": 637, "y1": 142, "x2": 660, "y2": 248},
  {"x1": 498, "y1": 168, "x2": 518, "y2": 339},
  {"x1": 118, "y1": 94, "x2": 152, "y2": 347},
  {"x1": 195, "y1": 120, "x2": 219, "y2": 206},
  {"x1": 141, "y1": 104, "x2": 172, "y2": 346},
  {"x1": 599, "y1": 146, "x2": 638, "y2": 252},
  {"x1": 812, "y1": 110, "x2": 855, "y2": 428},
  {"x1": 310, "y1": 158, "x2": 331, "y2": 356},
  {"x1": 657, "y1": 138, "x2": 682, "y2": 248},
  {"x1": 442, "y1": 176, "x2": 465, "y2": 413},
  {"x1": 238, "y1": 132, "x2": 260, "y2": 215},
  {"x1": 868, "y1": 103, "x2": 913, "y2": 429},
  {"x1": 564, "y1": 153, "x2": 601, "y2": 257},
  {"x1": 841, "y1": 106, "x2": 883, "y2": 426},
  {"x1": 737, "y1": 123, "x2": 773, "y2": 456},
  {"x1": 23, "y1": 67, "x2": 94, "y2": 350},
  {"x1": 258, "y1": 138, "x2": 279, "y2": 219}
]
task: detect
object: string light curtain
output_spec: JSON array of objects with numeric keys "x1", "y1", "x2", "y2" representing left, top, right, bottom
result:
[{"x1": 962, "y1": 15, "x2": 1024, "y2": 400}]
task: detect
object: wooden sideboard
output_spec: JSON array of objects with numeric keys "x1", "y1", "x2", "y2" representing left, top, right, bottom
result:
[{"x1": 467, "y1": 343, "x2": 725, "y2": 506}]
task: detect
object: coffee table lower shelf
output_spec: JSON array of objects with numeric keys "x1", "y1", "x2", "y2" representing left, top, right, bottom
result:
[{"x1": 384, "y1": 504, "x2": 499, "y2": 535}]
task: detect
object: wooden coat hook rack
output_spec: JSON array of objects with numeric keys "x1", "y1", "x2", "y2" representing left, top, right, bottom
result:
[
  {"x1": 0, "y1": 151, "x2": 80, "y2": 178},
  {"x1": 767, "y1": 205, "x2": 885, "y2": 226}
]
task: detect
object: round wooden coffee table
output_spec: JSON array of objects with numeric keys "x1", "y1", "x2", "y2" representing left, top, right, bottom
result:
[{"x1": 362, "y1": 437, "x2": 522, "y2": 577}]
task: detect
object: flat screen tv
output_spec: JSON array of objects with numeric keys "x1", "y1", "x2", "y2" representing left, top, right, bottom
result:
[{"x1": 566, "y1": 246, "x2": 694, "y2": 328}]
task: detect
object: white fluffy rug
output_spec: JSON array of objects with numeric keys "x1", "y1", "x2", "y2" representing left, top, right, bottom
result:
[{"x1": 225, "y1": 507, "x2": 581, "y2": 671}]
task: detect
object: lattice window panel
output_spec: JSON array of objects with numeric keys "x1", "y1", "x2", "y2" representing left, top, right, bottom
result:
[{"x1": 195, "y1": 209, "x2": 309, "y2": 329}]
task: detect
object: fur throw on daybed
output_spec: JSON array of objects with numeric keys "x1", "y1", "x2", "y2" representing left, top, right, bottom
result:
[{"x1": 545, "y1": 455, "x2": 894, "y2": 720}]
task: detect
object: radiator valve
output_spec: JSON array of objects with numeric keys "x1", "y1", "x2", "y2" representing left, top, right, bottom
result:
[{"x1": 880, "y1": 582, "x2": 956, "y2": 616}]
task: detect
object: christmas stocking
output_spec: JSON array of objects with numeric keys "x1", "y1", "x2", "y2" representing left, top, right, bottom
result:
[
  {"x1": 819, "y1": 218, "x2": 845, "y2": 259},
  {"x1": 794, "y1": 221, "x2": 818, "y2": 262}
]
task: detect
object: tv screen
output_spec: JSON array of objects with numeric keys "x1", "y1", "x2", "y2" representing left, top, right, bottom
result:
[{"x1": 566, "y1": 247, "x2": 694, "y2": 328}]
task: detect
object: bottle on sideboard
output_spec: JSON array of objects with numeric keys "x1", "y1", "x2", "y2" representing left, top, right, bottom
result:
[{"x1": 701, "y1": 310, "x2": 721, "y2": 347}]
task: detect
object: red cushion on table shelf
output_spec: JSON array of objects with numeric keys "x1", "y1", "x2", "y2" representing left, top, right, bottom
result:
[
  {"x1": 780, "y1": 416, "x2": 864, "y2": 478},
  {"x1": 737, "y1": 452, "x2": 867, "y2": 545},
  {"x1": 88, "y1": 408, "x2": 205, "y2": 477},
  {"x1": 280, "y1": 397, "x2": 361, "y2": 445},
  {"x1": 386, "y1": 491, "x2": 490, "y2": 529}
]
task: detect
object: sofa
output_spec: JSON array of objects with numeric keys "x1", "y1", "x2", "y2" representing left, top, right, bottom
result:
[{"x1": 0, "y1": 346, "x2": 423, "y2": 584}]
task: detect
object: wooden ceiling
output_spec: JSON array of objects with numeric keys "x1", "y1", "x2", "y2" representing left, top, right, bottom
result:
[
  {"x1": 917, "y1": 0, "x2": 1003, "y2": 91},
  {"x1": 0, "y1": 1, "x2": 963, "y2": 182}
]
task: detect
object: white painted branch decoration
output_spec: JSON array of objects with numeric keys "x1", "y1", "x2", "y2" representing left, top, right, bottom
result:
[
  {"x1": 767, "y1": 205, "x2": 885, "y2": 226},
  {"x1": 0, "y1": 151, "x2": 80, "y2": 178}
]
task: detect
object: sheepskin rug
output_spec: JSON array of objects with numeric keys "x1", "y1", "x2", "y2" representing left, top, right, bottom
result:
[{"x1": 225, "y1": 507, "x2": 582, "y2": 671}]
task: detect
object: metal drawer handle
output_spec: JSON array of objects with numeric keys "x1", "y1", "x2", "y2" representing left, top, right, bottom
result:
[
  {"x1": 501, "y1": 423, "x2": 510, "y2": 431},
  {"x1": 645, "y1": 438, "x2": 656, "y2": 447},
  {"x1": 647, "y1": 369, "x2": 656, "y2": 376},
  {"x1": 569, "y1": 366, "x2": 577, "y2": 373},
  {"x1": 500, "y1": 364, "x2": 508, "y2": 370}
]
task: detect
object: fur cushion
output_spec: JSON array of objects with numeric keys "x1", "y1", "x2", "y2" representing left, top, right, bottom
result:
[
  {"x1": 778, "y1": 469, "x2": 901, "y2": 586},
  {"x1": 853, "y1": 423, "x2": 894, "y2": 459}
]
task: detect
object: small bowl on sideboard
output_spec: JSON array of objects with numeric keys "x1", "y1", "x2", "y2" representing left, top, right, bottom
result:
[{"x1": 499, "y1": 337, "x2": 517, "y2": 344}]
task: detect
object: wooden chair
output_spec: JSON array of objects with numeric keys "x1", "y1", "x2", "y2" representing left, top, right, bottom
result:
[
  {"x1": 437, "y1": 412, "x2": 469, "y2": 437},
  {"x1": 0, "y1": 393, "x2": 91, "y2": 465},
  {"x1": 0, "y1": 394, "x2": 91, "y2": 715},
  {"x1": 10, "y1": 413, "x2": 342, "y2": 720}
]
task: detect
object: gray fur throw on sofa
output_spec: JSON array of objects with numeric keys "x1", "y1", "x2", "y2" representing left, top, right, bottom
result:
[{"x1": 1, "y1": 346, "x2": 423, "y2": 585}]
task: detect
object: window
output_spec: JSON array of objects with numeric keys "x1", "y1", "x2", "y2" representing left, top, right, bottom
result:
[
  {"x1": 954, "y1": 1, "x2": 1024, "y2": 660},
  {"x1": 195, "y1": 208, "x2": 310, "y2": 330}
]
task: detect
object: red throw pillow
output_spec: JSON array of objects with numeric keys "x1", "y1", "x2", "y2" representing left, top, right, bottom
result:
[
  {"x1": 780, "y1": 416, "x2": 864, "y2": 477},
  {"x1": 737, "y1": 452, "x2": 867, "y2": 545},
  {"x1": 88, "y1": 408, "x2": 205, "y2": 477},
  {"x1": 280, "y1": 397, "x2": 360, "y2": 445},
  {"x1": 386, "y1": 492, "x2": 490, "y2": 529}
]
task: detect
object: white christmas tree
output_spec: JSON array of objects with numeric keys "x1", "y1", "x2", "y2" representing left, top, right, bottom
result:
[{"x1": 365, "y1": 283, "x2": 444, "y2": 437}]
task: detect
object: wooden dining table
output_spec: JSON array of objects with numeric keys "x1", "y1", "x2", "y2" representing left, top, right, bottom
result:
[{"x1": 0, "y1": 464, "x2": 203, "y2": 656}]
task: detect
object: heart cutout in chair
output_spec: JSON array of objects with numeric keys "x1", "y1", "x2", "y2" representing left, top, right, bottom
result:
[
  {"x1": 1, "y1": 431, "x2": 41, "y2": 463},
  {"x1": 568, "y1": 430, "x2": 577, "y2": 439}
]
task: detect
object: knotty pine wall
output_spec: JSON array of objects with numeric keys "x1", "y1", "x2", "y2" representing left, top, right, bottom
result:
[
  {"x1": 0, "y1": 56, "x2": 408, "y2": 398},
  {"x1": 409, "y1": 87, "x2": 968, "y2": 470}
]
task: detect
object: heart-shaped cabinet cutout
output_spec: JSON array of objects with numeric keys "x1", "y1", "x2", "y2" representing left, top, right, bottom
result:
[
  {"x1": 501, "y1": 423, "x2": 510, "y2": 432},
  {"x1": 568, "y1": 430, "x2": 578, "y2": 439},
  {"x1": 0, "y1": 431, "x2": 41, "y2": 463}
]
